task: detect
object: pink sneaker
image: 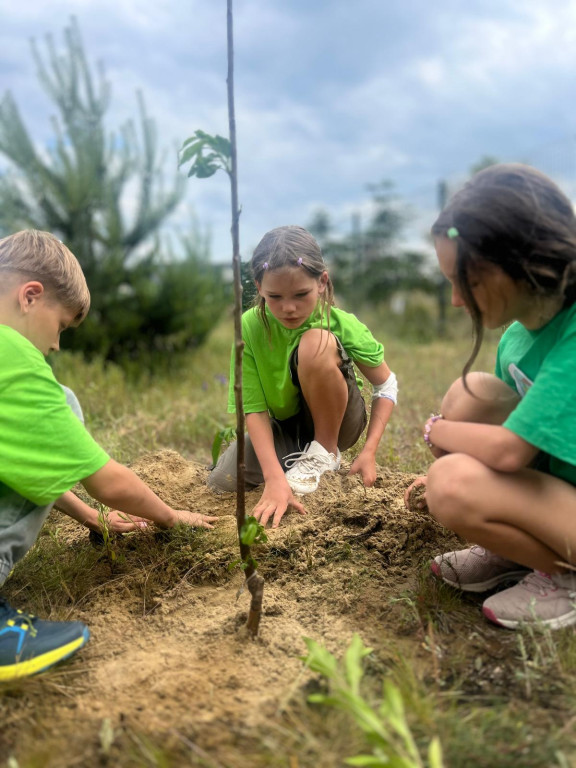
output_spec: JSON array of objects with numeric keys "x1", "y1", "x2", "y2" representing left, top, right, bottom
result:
[
  {"x1": 483, "y1": 571, "x2": 576, "y2": 630},
  {"x1": 431, "y1": 546, "x2": 530, "y2": 592}
]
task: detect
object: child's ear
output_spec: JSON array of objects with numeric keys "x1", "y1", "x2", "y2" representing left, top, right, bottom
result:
[
  {"x1": 255, "y1": 280, "x2": 263, "y2": 296},
  {"x1": 318, "y1": 271, "x2": 329, "y2": 293},
  {"x1": 19, "y1": 281, "x2": 44, "y2": 312}
]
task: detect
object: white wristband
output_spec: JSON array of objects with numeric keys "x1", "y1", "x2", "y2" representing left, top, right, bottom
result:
[{"x1": 371, "y1": 371, "x2": 398, "y2": 404}]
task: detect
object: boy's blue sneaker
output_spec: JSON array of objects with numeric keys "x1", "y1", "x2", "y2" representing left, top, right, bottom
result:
[{"x1": 0, "y1": 598, "x2": 90, "y2": 682}]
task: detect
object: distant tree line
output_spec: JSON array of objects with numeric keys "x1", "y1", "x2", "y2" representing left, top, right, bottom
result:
[{"x1": 306, "y1": 182, "x2": 434, "y2": 306}]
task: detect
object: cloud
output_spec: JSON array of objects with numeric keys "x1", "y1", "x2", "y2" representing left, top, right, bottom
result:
[{"x1": 2, "y1": 0, "x2": 576, "y2": 261}]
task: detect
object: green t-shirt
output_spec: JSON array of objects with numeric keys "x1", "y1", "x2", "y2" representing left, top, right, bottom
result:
[
  {"x1": 228, "y1": 305, "x2": 384, "y2": 421},
  {"x1": 495, "y1": 303, "x2": 576, "y2": 486},
  {"x1": 0, "y1": 325, "x2": 109, "y2": 506}
]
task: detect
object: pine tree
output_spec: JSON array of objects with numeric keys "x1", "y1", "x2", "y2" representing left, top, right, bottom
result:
[{"x1": 0, "y1": 18, "x2": 224, "y2": 362}]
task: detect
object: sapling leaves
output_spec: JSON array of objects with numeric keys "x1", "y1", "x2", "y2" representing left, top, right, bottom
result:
[
  {"x1": 240, "y1": 516, "x2": 268, "y2": 547},
  {"x1": 179, "y1": 129, "x2": 231, "y2": 179},
  {"x1": 211, "y1": 425, "x2": 236, "y2": 466}
]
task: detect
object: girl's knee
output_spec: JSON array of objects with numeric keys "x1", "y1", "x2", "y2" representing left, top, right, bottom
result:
[
  {"x1": 441, "y1": 372, "x2": 519, "y2": 425},
  {"x1": 426, "y1": 454, "x2": 484, "y2": 528},
  {"x1": 296, "y1": 329, "x2": 338, "y2": 366}
]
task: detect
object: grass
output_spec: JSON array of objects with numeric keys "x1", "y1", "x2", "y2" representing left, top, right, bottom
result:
[
  {"x1": 51, "y1": 313, "x2": 499, "y2": 472},
  {"x1": 6, "y1": 313, "x2": 576, "y2": 767}
]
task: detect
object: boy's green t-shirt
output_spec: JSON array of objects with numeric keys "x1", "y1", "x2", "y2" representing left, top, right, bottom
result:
[
  {"x1": 0, "y1": 325, "x2": 109, "y2": 506},
  {"x1": 228, "y1": 306, "x2": 384, "y2": 421},
  {"x1": 495, "y1": 303, "x2": 576, "y2": 486}
]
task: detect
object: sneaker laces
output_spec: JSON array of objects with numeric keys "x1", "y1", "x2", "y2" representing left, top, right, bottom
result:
[
  {"x1": 283, "y1": 444, "x2": 335, "y2": 473},
  {"x1": 519, "y1": 571, "x2": 556, "y2": 596},
  {"x1": 469, "y1": 546, "x2": 488, "y2": 557},
  {"x1": 0, "y1": 599, "x2": 37, "y2": 635}
]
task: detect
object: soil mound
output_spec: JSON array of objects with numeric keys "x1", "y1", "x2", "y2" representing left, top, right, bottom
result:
[{"x1": 1, "y1": 450, "x2": 461, "y2": 766}]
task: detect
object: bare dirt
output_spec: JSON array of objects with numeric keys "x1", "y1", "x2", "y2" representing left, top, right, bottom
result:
[{"x1": 1, "y1": 450, "x2": 524, "y2": 767}]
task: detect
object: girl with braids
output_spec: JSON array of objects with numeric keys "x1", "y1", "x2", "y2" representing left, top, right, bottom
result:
[
  {"x1": 406, "y1": 163, "x2": 576, "y2": 630},
  {"x1": 209, "y1": 225, "x2": 397, "y2": 528}
]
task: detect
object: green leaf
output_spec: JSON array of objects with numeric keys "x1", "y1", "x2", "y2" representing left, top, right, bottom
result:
[
  {"x1": 178, "y1": 142, "x2": 203, "y2": 168},
  {"x1": 240, "y1": 516, "x2": 268, "y2": 546},
  {"x1": 211, "y1": 432, "x2": 224, "y2": 465},
  {"x1": 345, "y1": 634, "x2": 373, "y2": 694},
  {"x1": 241, "y1": 522, "x2": 258, "y2": 545},
  {"x1": 198, "y1": 156, "x2": 223, "y2": 177},
  {"x1": 180, "y1": 134, "x2": 203, "y2": 149},
  {"x1": 302, "y1": 637, "x2": 338, "y2": 679},
  {"x1": 427, "y1": 737, "x2": 444, "y2": 768},
  {"x1": 211, "y1": 134, "x2": 231, "y2": 157},
  {"x1": 382, "y1": 680, "x2": 406, "y2": 720},
  {"x1": 345, "y1": 756, "x2": 390, "y2": 767}
]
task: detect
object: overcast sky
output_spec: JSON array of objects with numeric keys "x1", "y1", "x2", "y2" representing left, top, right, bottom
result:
[{"x1": 2, "y1": 0, "x2": 576, "y2": 262}]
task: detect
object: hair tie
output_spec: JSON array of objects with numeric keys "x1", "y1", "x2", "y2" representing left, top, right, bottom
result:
[
  {"x1": 447, "y1": 227, "x2": 459, "y2": 239},
  {"x1": 297, "y1": 257, "x2": 303, "y2": 266},
  {"x1": 262, "y1": 262, "x2": 269, "y2": 270}
]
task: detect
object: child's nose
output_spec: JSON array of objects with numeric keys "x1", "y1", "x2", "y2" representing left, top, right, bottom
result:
[{"x1": 451, "y1": 288, "x2": 465, "y2": 308}]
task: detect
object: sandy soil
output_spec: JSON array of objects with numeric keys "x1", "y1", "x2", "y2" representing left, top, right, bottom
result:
[{"x1": 1, "y1": 450, "x2": 468, "y2": 767}]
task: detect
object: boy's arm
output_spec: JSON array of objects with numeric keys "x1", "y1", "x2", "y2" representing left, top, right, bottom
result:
[
  {"x1": 349, "y1": 361, "x2": 395, "y2": 486},
  {"x1": 54, "y1": 490, "x2": 149, "y2": 533},
  {"x1": 81, "y1": 459, "x2": 218, "y2": 529}
]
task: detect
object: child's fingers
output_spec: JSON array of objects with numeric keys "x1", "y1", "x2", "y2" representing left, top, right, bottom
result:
[
  {"x1": 256, "y1": 504, "x2": 277, "y2": 527},
  {"x1": 200, "y1": 515, "x2": 218, "y2": 529},
  {"x1": 271, "y1": 507, "x2": 287, "y2": 528},
  {"x1": 404, "y1": 476, "x2": 427, "y2": 509},
  {"x1": 289, "y1": 499, "x2": 307, "y2": 516}
]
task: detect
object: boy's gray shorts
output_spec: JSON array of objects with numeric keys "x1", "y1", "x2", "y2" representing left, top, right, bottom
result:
[
  {"x1": 0, "y1": 386, "x2": 84, "y2": 587},
  {"x1": 208, "y1": 336, "x2": 367, "y2": 492}
]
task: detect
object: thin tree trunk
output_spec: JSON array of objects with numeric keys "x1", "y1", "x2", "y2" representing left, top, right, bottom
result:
[{"x1": 227, "y1": 0, "x2": 264, "y2": 637}]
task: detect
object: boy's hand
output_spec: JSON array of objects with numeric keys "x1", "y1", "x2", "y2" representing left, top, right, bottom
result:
[
  {"x1": 104, "y1": 510, "x2": 149, "y2": 532},
  {"x1": 172, "y1": 510, "x2": 219, "y2": 529},
  {"x1": 348, "y1": 451, "x2": 377, "y2": 487},
  {"x1": 253, "y1": 476, "x2": 307, "y2": 529}
]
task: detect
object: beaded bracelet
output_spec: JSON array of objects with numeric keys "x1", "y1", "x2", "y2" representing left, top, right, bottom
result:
[{"x1": 423, "y1": 414, "x2": 444, "y2": 449}]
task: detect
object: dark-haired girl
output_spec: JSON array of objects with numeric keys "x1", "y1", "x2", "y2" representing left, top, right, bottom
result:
[{"x1": 409, "y1": 163, "x2": 576, "y2": 630}]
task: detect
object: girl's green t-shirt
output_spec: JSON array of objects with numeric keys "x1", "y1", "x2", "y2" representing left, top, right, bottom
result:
[
  {"x1": 0, "y1": 325, "x2": 109, "y2": 506},
  {"x1": 228, "y1": 306, "x2": 384, "y2": 421},
  {"x1": 495, "y1": 303, "x2": 576, "y2": 486}
]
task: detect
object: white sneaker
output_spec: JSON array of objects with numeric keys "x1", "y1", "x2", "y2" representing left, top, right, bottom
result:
[{"x1": 284, "y1": 440, "x2": 341, "y2": 494}]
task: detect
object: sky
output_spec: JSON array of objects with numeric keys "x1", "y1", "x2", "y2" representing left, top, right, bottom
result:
[{"x1": 2, "y1": 0, "x2": 576, "y2": 263}]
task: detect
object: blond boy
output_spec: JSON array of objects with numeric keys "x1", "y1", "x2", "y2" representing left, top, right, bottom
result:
[{"x1": 0, "y1": 230, "x2": 216, "y2": 681}]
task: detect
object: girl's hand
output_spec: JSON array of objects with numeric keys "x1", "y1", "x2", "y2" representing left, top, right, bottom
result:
[
  {"x1": 252, "y1": 477, "x2": 307, "y2": 529},
  {"x1": 404, "y1": 476, "x2": 428, "y2": 510},
  {"x1": 348, "y1": 452, "x2": 377, "y2": 487},
  {"x1": 172, "y1": 510, "x2": 219, "y2": 529}
]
